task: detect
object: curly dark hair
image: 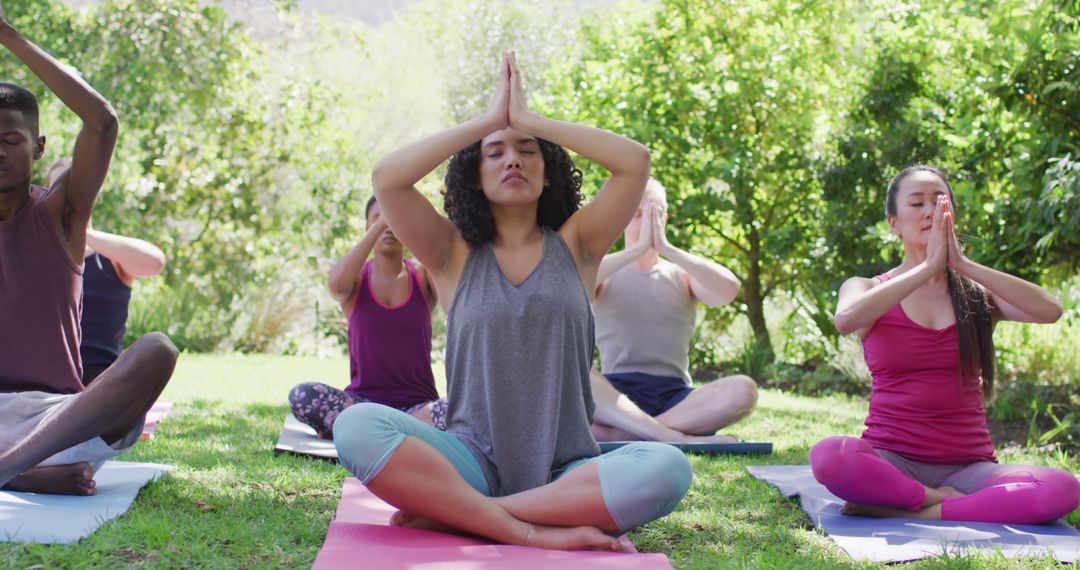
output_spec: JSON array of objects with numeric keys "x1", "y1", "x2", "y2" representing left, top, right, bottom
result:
[{"x1": 443, "y1": 138, "x2": 584, "y2": 246}]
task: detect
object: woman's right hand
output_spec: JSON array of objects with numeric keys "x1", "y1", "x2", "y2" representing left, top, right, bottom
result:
[
  {"x1": 925, "y1": 195, "x2": 949, "y2": 272},
  {"x1": 483, "y1": 53, "x2": 511, "y2": 131}
]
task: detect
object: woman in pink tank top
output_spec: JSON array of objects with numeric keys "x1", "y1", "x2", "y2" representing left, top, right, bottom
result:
[{"x1": 809, "y1": 165, "x2": 1079, "y2": 524}]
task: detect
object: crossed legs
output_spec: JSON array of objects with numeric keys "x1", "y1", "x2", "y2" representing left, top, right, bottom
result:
[
  {"x1": 333, "y1": 403, "x2": 692, "y2": 550},
  {"x1": 590, "y1": 370, "x2": 758, "y2": 442},
  {"x1": 0, "y1": 332, "x2": 178, "y2": 494},
  {"x1": 810, "y1": 436, "x2": 1080, "y2": 524}
]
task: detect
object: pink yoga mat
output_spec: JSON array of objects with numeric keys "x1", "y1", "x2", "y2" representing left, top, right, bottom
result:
[
  {"x1": 311, "y1": 478, "x2": 674, "y2": 570},
  {"x1": 140, "y1": 401, "x2": 173, "y2": 440}
]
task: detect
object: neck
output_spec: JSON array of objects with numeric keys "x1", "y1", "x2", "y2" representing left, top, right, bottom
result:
[
  {"x1": 900, "y1": 243, "x2": 947, "y2": 285},
  {"x1": 372, "y1": 249, "x2": 405, "y2": 276},
  {"x1": 634, "y1": 249, "x2": 659, "y2": 271},
  {"x1": 0, "y1": 185, "x2": 31, "y2": 222},
  {"x1": 490, "y1": 202, "x2": 543, "y2": 247}
]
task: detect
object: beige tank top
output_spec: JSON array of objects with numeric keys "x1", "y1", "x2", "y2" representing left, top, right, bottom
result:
[{"x1": 593, "y1": 260, "x2": 697, "y2": 382}]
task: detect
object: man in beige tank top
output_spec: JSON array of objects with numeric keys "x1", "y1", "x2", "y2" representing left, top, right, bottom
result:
[{"x1": 590, "y1": 179, "x2": 758, "y2": 442}]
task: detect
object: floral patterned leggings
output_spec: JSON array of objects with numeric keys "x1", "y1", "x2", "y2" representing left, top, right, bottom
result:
[{"x1": 288, "y1": 382, "x2": 448, "y2": 437}]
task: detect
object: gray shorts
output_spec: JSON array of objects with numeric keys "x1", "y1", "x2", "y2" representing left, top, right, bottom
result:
[{"x1": 0, "y1": 390, "x2": 143, "y2": 473}]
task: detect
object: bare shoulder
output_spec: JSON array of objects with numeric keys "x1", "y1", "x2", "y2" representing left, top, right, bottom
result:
[{"x1": 839, "y1": 275, "x2": 879, "y2": 295}]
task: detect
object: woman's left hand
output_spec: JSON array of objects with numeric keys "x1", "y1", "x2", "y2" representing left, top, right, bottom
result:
[
  {"x1": 507, "y1": 51, "x2": 531, "y2": 129},
  {"x1": 943, "y1": 199, "x2": 967, "y2": 271}
]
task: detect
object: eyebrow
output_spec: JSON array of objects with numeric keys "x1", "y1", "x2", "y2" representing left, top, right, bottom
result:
[
  {"x1": 483, "y1": 137, "x2": 539, "y2": 149},
  {"x1": 905, "y1": 190, "x2": 947, "y2": 198}
]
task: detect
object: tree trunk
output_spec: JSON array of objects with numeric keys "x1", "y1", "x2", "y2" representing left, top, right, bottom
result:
[{"x1": 744, "y1": 223, "x2": 774, "y2": 363}]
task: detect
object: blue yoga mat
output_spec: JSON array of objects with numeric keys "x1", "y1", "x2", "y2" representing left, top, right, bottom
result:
[
  {"x1": 599, "y1": 441, "x2": 772, "y2": 454},
  {"x1": 747, "y1": 464, "x2": 1080, "y2": 563}
]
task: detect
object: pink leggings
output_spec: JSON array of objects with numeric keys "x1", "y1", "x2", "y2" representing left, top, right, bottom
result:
[{"x1": 809, "y1": 436, "x2": 1080, "y2": 524}]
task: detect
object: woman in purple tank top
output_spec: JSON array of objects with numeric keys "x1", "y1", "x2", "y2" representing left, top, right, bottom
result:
[
  {"x1": 288, "y1": 196, "x2": 447, "y2": 438},
  {"x1": 810, "y1": 165, "x2": 1080, "y2": 524}
]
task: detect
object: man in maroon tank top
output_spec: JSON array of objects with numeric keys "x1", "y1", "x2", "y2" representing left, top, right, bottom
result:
[{"x1": 0, "y1": 9, "x2": 178, "y2": 495}]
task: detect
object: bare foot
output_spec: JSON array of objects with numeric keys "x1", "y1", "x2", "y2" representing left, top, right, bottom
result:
[
  {"x1": 527, "y1": 523, "x2": 620, "y2": 551},
  {"x1": 390, "y1": 510, "x2": 462, "y2": 535},
  {"x1": 2, "y1": 463, "x2": 96, "y2": 495},
  {"x1": 590, "y1": 423, "x2": 639, "y2": 442},
  {"x1": 680, "y1": 433, "x2": 739, "y2": 444},
  {"x1": 841, "y1": 501, "x2": 941, "y2": 520},
  {"x1": 390, "y1": 511, "x2": 619, "y2": 551},
  {"x1": 922, "y1": 485, "x2": 965, "y2": 507}
]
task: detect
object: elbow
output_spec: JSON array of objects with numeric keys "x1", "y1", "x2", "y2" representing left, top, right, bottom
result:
[
  {"x1": 370, "y1": 161, "x2": 392, "y2": 200},
  {"x1": 1043, "y1": 300, "x2": 1064, "y2": 324},
  {"x1": 326, "y1": 275, "x2": 350, "y2": 302},
  {"x1": 96, "y1": 105, "x2": 120, "y2": 139},
  {"x1": 148, "y1": 251, "x2": 166, "y2": 277},
  {"x1": 833, "y1": 312, "x2": 854, "y2": 336},
  {"x1": 630, "y1": 143, "x2": 651, "y2": 178}
]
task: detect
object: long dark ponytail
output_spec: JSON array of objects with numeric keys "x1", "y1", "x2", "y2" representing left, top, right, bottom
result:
[{"x1": 886, "y1": 165, "x2": 997, "y2": 400}]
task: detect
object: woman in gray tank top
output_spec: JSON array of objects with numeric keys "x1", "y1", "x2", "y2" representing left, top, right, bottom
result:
[{"x1": 333, "y1": 52, "x2": 692, "y2": 551}]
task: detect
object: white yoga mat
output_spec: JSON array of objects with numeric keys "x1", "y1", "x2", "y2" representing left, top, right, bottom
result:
[
  {"x1": 747, "y1": 465, "x2": 1080, "y2": 563},
  {"x1": 0, "y1": 461, "x2": 173, "y2": 544},
  {"x1": 274, "y1": 414, "x2": 339, "y2": 461}
]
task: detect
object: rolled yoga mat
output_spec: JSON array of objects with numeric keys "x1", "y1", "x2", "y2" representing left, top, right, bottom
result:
[
  {"x1": 599, "y1": 441, "x2": 772, "y2": 455},
  {"x1": 0, "y1": 461, "x2": 174, "y2": 544},
  {"x1": 747, "y1": 464, "x2": 1080, "y2": 563},
  {"x1": 312, "y1": 477, "x2": 674, "y2": 569}
]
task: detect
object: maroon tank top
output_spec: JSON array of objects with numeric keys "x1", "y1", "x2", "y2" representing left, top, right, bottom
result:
[
  {"x1": 345, "y1": 259, "x2": 438, "y2": 408},
  {"x1": 0, "y1": 185, "x2": 84, "y2": 394}
]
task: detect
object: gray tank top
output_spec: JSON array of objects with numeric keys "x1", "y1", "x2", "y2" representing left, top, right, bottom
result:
[
  {"x1": 445, "y1": 226, "x2": 600, "y2": 496},
  {"x1": 593, "y1": 260, "x2": 697, "y2": 382}
]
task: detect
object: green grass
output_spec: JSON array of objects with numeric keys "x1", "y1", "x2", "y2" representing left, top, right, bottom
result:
[{"x1": 1, "y1": 354, "x2": 1076, "y2": 568}]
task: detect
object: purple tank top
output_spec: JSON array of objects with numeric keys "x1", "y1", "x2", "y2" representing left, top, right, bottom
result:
[
  {"x1": 345, "y1": 259, "x2": 438, "y2": 408},
  {"x1": 0, "y1": 185, "x2": 84, "y2": 394}
]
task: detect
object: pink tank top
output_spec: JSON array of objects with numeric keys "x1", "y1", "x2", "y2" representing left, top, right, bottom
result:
[
  {"x1": 0, "y1": 185, "x2": 84, "y2": 394},
  {"x1": 345, "y1": 259, "x2": 438, "y2": 408},
  {"x1": 860, "y1": 274, "x2": 995, "y2": 464}
]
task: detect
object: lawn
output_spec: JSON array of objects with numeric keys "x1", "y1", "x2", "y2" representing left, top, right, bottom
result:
[{"x1": 1, "y1": 354, "x2": 1076, "y2": 569}]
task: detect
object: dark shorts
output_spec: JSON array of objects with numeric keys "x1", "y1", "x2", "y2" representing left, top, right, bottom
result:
[{"x1": 603, "y1": 371, "x2": 694, "y2": 417}]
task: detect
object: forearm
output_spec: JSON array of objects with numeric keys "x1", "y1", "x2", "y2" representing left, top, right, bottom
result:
[
  {"x1": 371, "y1": 115, "x2": 497, "y2": 198},
  {"x1": 834, "y1": 263, "x2": 934, "y2": 334},
  {"x1": 327, "y1": 226, "x2": 383, "y2": 302},
  {"x1": 0, "y1": 24, "x2": 117, "y2": 133},
  {"x1": 661, "y1": 245, "x2": 739, "y2": 306},
  {"x1": 85, "y1": 231, "x2": 164, "y2": 277},
  {"x1": 596, "y1": 243, "x2": 649, "y2": 284},
  {"x1": 955, "y1": 258, "x2": 1063, "y2": 322},
  {"x1": 515, "y1": 112, "x2": 650, "y2": 179}
]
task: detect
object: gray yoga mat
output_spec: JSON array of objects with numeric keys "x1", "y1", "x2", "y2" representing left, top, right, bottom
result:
[
  {"x1": 274, "y1": 414, "x2": 339, "y2": 461},
  {"x1": 599, "y1": 441, "x2": 772, "y2": 455},
  {"x1": 0, "y1": 461, "x2": 173, "y2": 544},
  {"x1": 747, "y1": 464, "x2": 1080, "y2": 563}
]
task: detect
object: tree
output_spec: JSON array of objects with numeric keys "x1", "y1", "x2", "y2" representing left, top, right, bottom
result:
[{"x1": 546, "y1": 0, "x2": 859, "y2": 360}]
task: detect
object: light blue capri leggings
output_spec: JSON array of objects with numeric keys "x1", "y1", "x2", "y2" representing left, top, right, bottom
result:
[{"x1": 333, "y1": 402, "x2": 693, "y2": 532}]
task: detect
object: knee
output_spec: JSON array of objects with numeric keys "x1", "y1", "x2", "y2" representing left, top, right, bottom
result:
[
  {"x1": 625, "y1": 442, "x2": 693, "y2": 519},
  {"x1": 333, "y1": 403, "x2": 407, "y2": 482},
  {"x1": 137, "y1": 332, "x2": 179, "y2": 364},
  {"x1": 1037, "y1": 470, "x2": 1080, "y2": 520},
  {"x1": 288, "y1": 382, "x2": 321, "y2": 408},
  {"x1": 809, "y1": 436, "x2": 860, "y2": 486},
  {"x1": 729, "y1": 374, "x2": 759, "y2": 408}
]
